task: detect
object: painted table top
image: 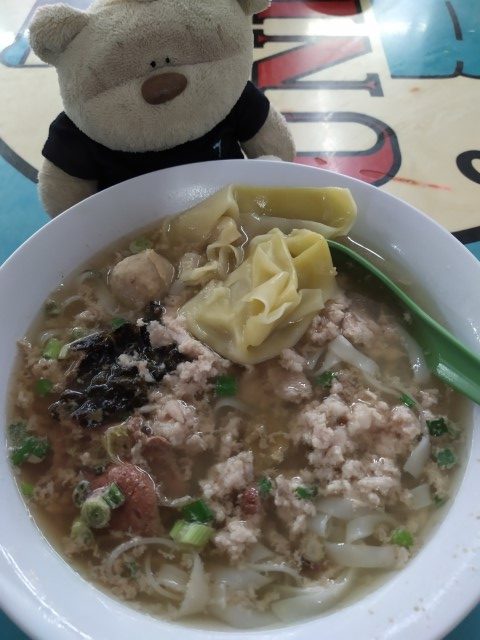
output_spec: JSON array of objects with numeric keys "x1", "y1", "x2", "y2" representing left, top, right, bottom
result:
[{"x1": 0, "y1": 0, "x2": 479, "y2": 638}]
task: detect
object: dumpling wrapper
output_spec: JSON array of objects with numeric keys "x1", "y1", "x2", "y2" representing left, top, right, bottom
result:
[
  {"x1": 166, "y1": 185, "x2": 357, "y2": 286},
  {"x1": 180, "y1": 228, "x2": 336, "y2": 364}
]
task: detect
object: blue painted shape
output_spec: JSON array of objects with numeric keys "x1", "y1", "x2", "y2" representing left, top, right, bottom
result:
[
  {"x1": 446, "y1": 605, "x2": 480, "y2": 639},
  {"x1": 1, "y1": 33, "x2": 30, "y2": 67},
  {"x1": 0, "y1": 155, "x2": 48, "y2": 265},
  {"x1": 372, "y1": 0, "x2": 480, "y2": 78},
  {"x1": 465, "y1": 240, "x2": 480, "y2": 260}
]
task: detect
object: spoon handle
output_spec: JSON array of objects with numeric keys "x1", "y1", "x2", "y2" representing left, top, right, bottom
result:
[{"x1": 327, "y1": 240, "x2": 480, "y2": 405}]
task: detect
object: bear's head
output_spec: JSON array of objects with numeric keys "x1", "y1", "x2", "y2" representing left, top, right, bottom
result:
[{"x1": 30, "y1": 0, "x2": 269, "y2": 152}]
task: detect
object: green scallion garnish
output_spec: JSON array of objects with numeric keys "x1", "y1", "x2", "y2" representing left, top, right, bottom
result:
[
  {"x1": 42, "y1": 338, "x2": 63, "y2": 360},
  {"x1": 434, "y1": 494, "x2": 448, "y2": 508},
  {"x1": 81, "y1": 494, "x2": 111, "y2": 528},
  {"x1": 314, "y1": 371, "x2": 337, "y2": 389},
  {"x1": 295, "y1": 485, "x2": 318, "y2": 501},
  {"x1": 70, "y1": 519, "x2": 94, "y2": 546},
  {"x1": 111, "y1": 317, "x2": 127, "y2": 330},
  {"x1": 8, "y1": 422, "x2": 27, "y2": 447},
  {"x1": 35, "y1": 378, "x2": 53, "y2": 397},
  {"x1": 258, "y1": 476, "x2": 273, "y2": 497},
  {"x1": 21, "y1": 482, "x2": 34, "y2": 498},
  {"x1": 391, "y1": 528, "x2": 414, "y2": 549},
  {"x1": 72, "y1": 480, "x2": 91, "y2": 507},
  {"x1": 400, "y1": 393, "x2": 416, "y2": 408},
  {"x1": 69, "y1": 327, "x2": 88, "y2": 341},
  {"x1": 182, "y1": 499, "x2": 214, "y2": 524},
  {"x1": 44, "y1": 299, "x2": 60, "y2": 317},
  {"x1": 427, "y1": 417, "x2": 448, "y2": 437},
  {"x1": 102, "y1": 483, "x2": 125, "y2": 509},
  {"x1": 10, "y1": 436, "x2": 50, "y2": 466},
  {"x1": 124, "y1": 561, "x2": 138, "y2": 578},
  {"x1": 215, "y1": 375, "x2": 237, "y2": 397},
  {"x1": 129, "y1": 237, "x2": 153, "y2": 254},
  {"x1": 170, "y1": 520, "x2": 214, "y2": 548},
  {"x1": 435, "y1": 448, "x2": 457, "y2": 469}
]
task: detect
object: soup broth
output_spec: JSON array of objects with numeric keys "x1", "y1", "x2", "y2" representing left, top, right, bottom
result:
[{"x1": 7, "y1": 187, "x2": 464, "y2": 628}]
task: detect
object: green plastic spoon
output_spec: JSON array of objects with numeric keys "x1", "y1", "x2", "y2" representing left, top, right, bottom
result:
[{"x1": 327, "y1": 239, "x2": 480, "y2": 405}]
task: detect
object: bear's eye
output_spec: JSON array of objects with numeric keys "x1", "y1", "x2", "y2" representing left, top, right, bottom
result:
[
  {"x1": 150, "y1": 61, "x2": 156, "y2": 68},
  {"x1": 165, "y1": 57, "x2": 171, "y2": 64}
]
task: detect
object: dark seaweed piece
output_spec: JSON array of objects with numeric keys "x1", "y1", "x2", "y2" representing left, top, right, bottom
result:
[
  {"x1": 143, "y1": 301, "x2": 165, "y2": 323},
  {"x1": 48, "y1": 320, "x2": 188, "y2": 427}
]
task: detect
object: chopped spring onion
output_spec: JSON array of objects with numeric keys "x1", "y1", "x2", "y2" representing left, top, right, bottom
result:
[
  {"x1": 124, "y1": 561, "x2": 138, "y2": 578},
  {"x1": 182, "y1": 500, "x2": 214, "y2": 524},
  {"x1": 104, "y1": 423, "x2": 131, "y2": 460},
  {"x1": 400, "y1": 393, "x2": 416, "y2": 408},
  {"x1": 58, "y1": 344, "x2": 70, "y2": 360},
  {"x1": 314, "y1": 371, "x2": 337, "y2": 389},
  {"x1": 8, "y1": 422, "x2": 27, "y2": 447},
  {"x1": 72, "y1": 480, "x2": 91, "y2": 507},
  {"x1": 170, "y1": 520, "x2": 214, "y2": 548},
  {"x1": 258, "y1": 476, "x2": 273, "y2": 497},
  {"x1": 42, "y1": 338, "x2": 63, "y2": 360},
  {"x1": 434, "y1": 495, "x2": 448, "y2": 508},
  {"x1": 21, "y1": 482, "x2": 34, "y2": 498},
  {"x1": 295, "y1": 485, "x2": 318, "y2": 501},
  {"x1": 10, "y1": 436, "x2": 50, "y2": 466},
  {"x1": 69, "y1": 326, "x2": 89, "y2": 341},
  {"x1": 435, "y1": 448, "x2": 457, "y2": 469},
  {"x1": 35, "y1": 378, "x2": 53, "y2": 397},
  {"x1": 81, "y1": 494, "x2": 111, "y2": 529},
  {"x1": 129, "y1": 236, "x2": 153, "y2": 254},
  {"x1": 111, "y1": 317, "x2": 127, "y2": 330},
  {"x1": 102, "y1": 483, "x2": 126, "y2": 509},
  {"x1": 44, "y1": 299, "x2": 60, "y2": 316},
  {"x1": 426, "y1": 417, "x2": 448, "y2": 437},
  {"x1": 215, "y1": 375, "x2": 237, "y2": 397},
  {"x1": 71, "y1": 519, "x2": 94, "y2": 546},
  {"x1": 390, "y1": 528, "x2": 414, "y2": 549}
]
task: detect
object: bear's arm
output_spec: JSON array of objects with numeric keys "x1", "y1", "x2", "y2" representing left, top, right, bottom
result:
[
  {"x1": 241, "y1": 105, "x2": 295, "y2": 162},
  {"x1": 38, "y1": 159, "x2": 98, "y2": 217}
]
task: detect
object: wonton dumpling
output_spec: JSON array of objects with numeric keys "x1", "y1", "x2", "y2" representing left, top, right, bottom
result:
[
  {"x1": 180, "y1": 228, "x2": 336, "y2": 364},
  {"x1": 165, "y1": 184, "x2": 356, "y2": 288}
]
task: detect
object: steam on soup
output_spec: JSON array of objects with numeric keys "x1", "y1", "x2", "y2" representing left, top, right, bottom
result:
[{"x1": 8, "y1": 186, "x2": 462, "y2": 628}]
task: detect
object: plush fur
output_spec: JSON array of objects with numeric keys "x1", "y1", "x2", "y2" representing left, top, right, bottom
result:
[{"x1": 30, "y1": 0, "x2": 295, "y2": 216}]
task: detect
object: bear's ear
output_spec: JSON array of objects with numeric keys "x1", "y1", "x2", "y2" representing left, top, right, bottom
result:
[
  {"x1": 29, "y1": 5, "x2": 89, "y2": 65},
  {"x1": 237, "y1": 0, "x2": 270, "y2": 16}
]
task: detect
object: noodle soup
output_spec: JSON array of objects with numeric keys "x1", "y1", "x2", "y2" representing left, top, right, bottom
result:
[{"x1": 7, "y1": 186, "x2": 463, "y2": 628}]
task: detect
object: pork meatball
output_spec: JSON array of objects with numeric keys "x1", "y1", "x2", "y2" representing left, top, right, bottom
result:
[{"x1": 109, "y1": 249, "x2": 174, "y2": 308}]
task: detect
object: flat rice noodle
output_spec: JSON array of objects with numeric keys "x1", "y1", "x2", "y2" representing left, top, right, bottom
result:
[
  {"x1": 308, "y1": 513, "x2": 331, "y2": 538},
  {"x1": 211, "y1": 567, "x2": 272, "y2": 591},
  {"x1": 176, "y1": 554, "x2": 210, "y2": 618},
  {"x1": 328, "y1": 335, "x2": 380, "y2": 377},
  {"x1": 214, "y1": 397, "x2": 254, "y2": 415},
  {"x1": 316, "y1": 497, "x2": 372, "y2": 520},
  {"x1": 271, "y1": 571, "x2": 355, "y2": 622},
  {"x1": 409, "y1": 483, "x2": 432, "y2": 510},
  {"x1": 316, "y1": 348, "x2": 341, "y2": 375},
  {"x1": 404, "y1": 435, "x2": 431, "y2": 478},
  {"x1": 106, "y1": 536, "x2": 176, "y2": 574},
  {"x1": 210, "y1": 603, "x2": 276, "y2": 629},
  {"x1": 156, "y1": 564, "x2": 189, "y2": 592},
  {"x1": 325, "y1": 542, "x2": 396, "y2": 569},
  {"x1": 248, "y1": 562, "x2": 303, "y2": 583},
  {"x1": 345, "y1": 513, "x2": 395, "y2": 543},
  {"x1": 247, "y1": 543, "x2": 276, "y2": 563},
  {"x1": 144, "y1": 555, "x2": 182, "y2": 600},
  {"x1": 395, "y1": 324, "x2": 430, "y2": 384}
]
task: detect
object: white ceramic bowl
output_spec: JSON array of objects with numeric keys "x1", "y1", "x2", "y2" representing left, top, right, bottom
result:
[{"x1": 1, "y1": 160, "x2": 479, "y2": 640}]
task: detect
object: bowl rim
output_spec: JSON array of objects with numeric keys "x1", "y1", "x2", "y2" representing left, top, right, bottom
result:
[{"x1": 1, "y1": 159, "x2": 480, "y2": 640}]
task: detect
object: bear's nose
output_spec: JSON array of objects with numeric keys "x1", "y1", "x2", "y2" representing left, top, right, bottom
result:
[{"x1": 141, "y1": 72, "x2": 187, "y2": 105}]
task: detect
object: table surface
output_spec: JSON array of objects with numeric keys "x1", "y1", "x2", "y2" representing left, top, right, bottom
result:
[{"x1": 0, "y1": 0, "x2": 479, "y2": 638}]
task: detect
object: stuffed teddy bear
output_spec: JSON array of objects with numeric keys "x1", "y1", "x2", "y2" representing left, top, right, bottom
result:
[{"x1": 29, "y1": 0, "x2": 295, "y2": 217}]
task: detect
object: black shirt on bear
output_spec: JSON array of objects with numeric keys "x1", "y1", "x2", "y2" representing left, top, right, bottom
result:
[{"x1": 42, "y1": 81, "x2": 270, "y2": 191}]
